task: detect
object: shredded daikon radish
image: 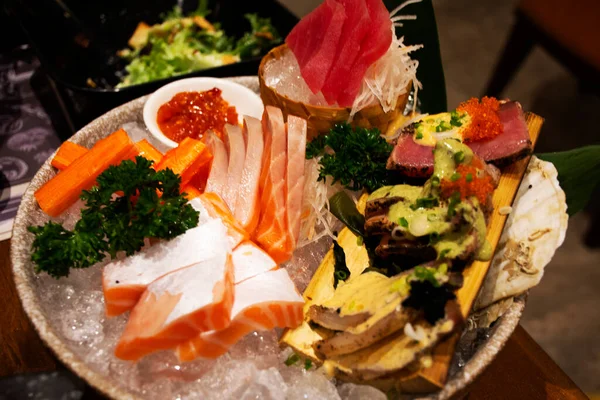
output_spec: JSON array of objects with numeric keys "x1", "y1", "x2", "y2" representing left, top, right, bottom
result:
[
  {"x1": 350, "y1": 5, "x2": 423, "y2": 119},
  {"x1": 297, "y1": 158, "x2": 360, "y2": 248}
]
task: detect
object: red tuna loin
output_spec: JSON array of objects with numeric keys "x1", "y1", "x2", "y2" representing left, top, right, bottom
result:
[
  {"x1": 286, "y1": 0, "x2": 346, "y2": 94},
  {"x1": 336, "y1": 0, "x2": 393, "y2": 107},
  {"x1": 320, "y1": 0, "x2": 371, "y2": 104}
]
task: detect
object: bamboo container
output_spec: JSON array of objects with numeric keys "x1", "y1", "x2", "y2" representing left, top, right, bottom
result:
[
  {"x1": 280, "y1": 113, "x2": 544, "y2": 393},
  {"x1": 258, "y1": 44, "x2": 412, "y2": 140}
]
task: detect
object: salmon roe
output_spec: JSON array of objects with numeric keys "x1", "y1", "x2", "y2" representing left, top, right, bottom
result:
[
  {"x1": 156, "y1": 88, "x2": 238, "y2": 143},
  {"x1": 440, "y1": 158, "x2": 495, "y2": 205},
  {"x1": 456, "y1": 96, "x2": 502, "y2": 142}
]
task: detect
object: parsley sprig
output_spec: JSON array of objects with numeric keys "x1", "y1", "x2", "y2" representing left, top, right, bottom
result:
[
  {"x1": 28, "y1": 156, "x2": 199, "y2": 278},
  {"x1": 306, "y1": 124, "x2": 393, "y2": 192}
]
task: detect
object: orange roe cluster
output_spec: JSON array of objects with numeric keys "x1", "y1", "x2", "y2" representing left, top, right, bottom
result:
[
  {"x1": 456, "y1": 96, "x2": 502, "y2": 142},
  {"x1": 157, "y1": 88, "x2": 238, "y2": 143},
  {"x1": 440, "y1": 159, "x2": 495, "y2": 205}
]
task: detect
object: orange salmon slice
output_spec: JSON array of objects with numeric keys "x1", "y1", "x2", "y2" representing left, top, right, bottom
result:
[
  {"x1": 176, "y1": 269, "x2": 304, "y2": 361},
  {"x1": 234, "y1": 116, "x2": 264, "y2": 233},
  {"x1": 254, "y1": 106, "x2": 291, "y2": 263},
  {"x1": 102, "y1": 219, "x2": 230, "y2": 317},
  {"x1": 114, "y1": 243, "x2": 235, "y2": 361}
]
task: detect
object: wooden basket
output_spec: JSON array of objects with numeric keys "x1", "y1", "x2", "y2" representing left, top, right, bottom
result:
[{"x1": 258, "y1": 44, "x2": 412, "y2": 140}]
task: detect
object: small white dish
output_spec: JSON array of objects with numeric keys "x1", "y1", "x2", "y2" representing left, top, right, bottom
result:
[{"x1": 143, "y1": 77, "x2": 264, "y2": 149}]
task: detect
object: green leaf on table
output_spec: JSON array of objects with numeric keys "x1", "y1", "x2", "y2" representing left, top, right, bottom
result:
[{"x1": 537, "y1": 145, "x2": 600, "y2": 216}]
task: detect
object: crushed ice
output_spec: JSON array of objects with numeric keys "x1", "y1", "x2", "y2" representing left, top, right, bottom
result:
[{"x1": 30, "y1": 124, "x2": 386, "y2": 398}]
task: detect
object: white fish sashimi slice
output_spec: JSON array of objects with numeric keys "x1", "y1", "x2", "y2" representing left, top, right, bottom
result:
[
  {"x1": 234, "y1": 116, "x2": 264, "y2": 233},
  {"x1": 223, "y1": 124, "x2": 246, "y2": 213},
  {"x1": 189, "y1": 193, "x2": 250, "y2": 250},
  {"x1": 176, "y1": 269, "x2": 305, "y2": 361},
  {"x1": 102, "y1": 219, "x2": 230, "y2": 317},
  {"x1": 232, "y1": 241, "x2": 278, "y2": 284},
  {"x1": 286, "y1": 115, "x2": 308, "y2": 246},
  {"x1": 114, "y1": 240, "x2": 235, "y2": 361},
  {"x1": 205, "y1": 132, "x2": 229, "y2": 201}
]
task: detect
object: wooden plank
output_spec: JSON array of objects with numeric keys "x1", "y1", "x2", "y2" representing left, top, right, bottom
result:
[
  {"x1": 401, "y1": 112, "x2": 544, "y2": 390},
  {"x1": 464, "y1": 326, "x2": 588, "y2": 400}
]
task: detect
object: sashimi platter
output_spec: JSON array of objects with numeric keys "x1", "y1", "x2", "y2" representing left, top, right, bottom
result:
[{"x1": 12, "y1": 0, "x2": 569, "y2": 399}]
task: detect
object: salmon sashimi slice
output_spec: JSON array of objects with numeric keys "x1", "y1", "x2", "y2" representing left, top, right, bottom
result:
[
  {"x1": 102, "y1": 219, "x2": 230, "y2": 317},
  {"x1": 232, "y1": 241, "x2": 278, "y2": 284},
  {"x1": 234, "y1": 116, "x2": 264, "y2": 233},
  {"x1": 285, "y1": 116, "x2": 308, "y2": 247},
  {"x1": 176, "y1": 269, "x2": 304, "y2": 361},
  {"x1": 114, "y1": 242, "x2": 235, "y2": 361},
  {"x1": 254, "y1": 106, "x2": 291, "y2": 263},
  {"x1": 223, "y1": 124, "x2": 246, "y2": 213},
  {"x1": 204, "y1": 132, "x2": 229, "y2": 202},
  {"x1": 190, "y1": 193, "x2": 249, "y2": 249}
]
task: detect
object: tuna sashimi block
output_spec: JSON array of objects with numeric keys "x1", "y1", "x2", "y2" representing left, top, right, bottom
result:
[
  {"x1": 234, "y1": 116, "x2": 264, "y2": 234},
  {"x1": 286, "y1": 0, "x2": 347, "y2": 93},
  {"x1": 286, "y1": 0, "x2": 335, "y2": 68},
  {"x1": 114, "y1": 237, "x2": 235, "y2": 361},
  {"x1": 286, "y1": 116, "x2": 308, "y2": 247},
  {"x1": 321, "y1": 0, "x2": 370, "y2": 104},
  {"x1": 337, "y1": 0, "x2": 393, "y2": 107},
  {"x1": 102, "y1": 219, "x2": 230, "y2": 317},
  {"x1": 176, "y1": 269, "x2": 304, "y2": 361},
  {"x1": 232, "y1": 241, "x2": 278, "y2": 284}
]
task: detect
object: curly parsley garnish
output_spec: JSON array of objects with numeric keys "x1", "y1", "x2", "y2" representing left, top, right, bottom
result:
[
  {"x1": 305, "y1": 124, "x2": 393, "y2": 192},
  {"x1": 28, "y1": 156, "x2": 199, "y2": 278}
]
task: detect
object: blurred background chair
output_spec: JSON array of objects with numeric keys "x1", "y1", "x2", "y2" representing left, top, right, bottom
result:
[
  {"x1": 484, "y1": 0, "x2": 600, "y2": 98},
  {"x1": 484, "y1": 0, "x2": 600, "y2": 249}
]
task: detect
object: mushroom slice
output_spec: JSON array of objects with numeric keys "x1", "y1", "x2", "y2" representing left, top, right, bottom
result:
[{"x1": 323, "y1": 301, "x2": 462, "y2": 381}]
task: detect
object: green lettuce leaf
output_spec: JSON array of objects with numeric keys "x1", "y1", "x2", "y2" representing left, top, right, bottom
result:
[{"x1": 537, "y1": 145, "x2": 600, "y2": 216}]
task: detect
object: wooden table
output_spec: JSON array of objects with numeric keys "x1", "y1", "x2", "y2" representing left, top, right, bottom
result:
[{"x1": 0, "y1": 239, "x2": 588, "y2": 399}]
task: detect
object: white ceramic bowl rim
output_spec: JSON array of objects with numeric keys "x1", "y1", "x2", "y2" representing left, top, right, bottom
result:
[{"x1": 143, "y1": 77, "x2": 264, "y2": 149}]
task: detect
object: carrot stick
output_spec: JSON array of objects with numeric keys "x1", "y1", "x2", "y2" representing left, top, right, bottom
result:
[
  {"x1": 182, "y1": 185, "x2": 202, "y2": 200},
  {"x1": 124, "y1": 139, "x2": 163, "y2": 165},
  {"x1": 35, "y1": 129, "x2": 134, "y2": 217},
  {"x1": 156, "y1": 137, "x2": 213, "y2": 187},
  {"x1": 51, "y1": 142, "x2": 88, "y2": 170}
]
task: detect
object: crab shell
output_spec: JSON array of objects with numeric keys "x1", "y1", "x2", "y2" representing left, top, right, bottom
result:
[{"x1": 475, "y1": 156, "x2": 568, "y2": 310}]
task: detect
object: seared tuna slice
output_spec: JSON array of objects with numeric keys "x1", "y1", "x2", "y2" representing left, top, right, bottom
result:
[
  {"x1": 386, "y1": 124, "x2": 434, "y2": 178},
  {"x1": 469, "y1": 101, "x2": 532, "y2": 166},
  {"x1": 386, "y1": 101, "x2": 531, "y2": 177}
]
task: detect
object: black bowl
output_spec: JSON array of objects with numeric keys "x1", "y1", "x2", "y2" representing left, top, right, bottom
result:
[{"x1": 5, "y1": 0, "x2": 298, "y2": 129}]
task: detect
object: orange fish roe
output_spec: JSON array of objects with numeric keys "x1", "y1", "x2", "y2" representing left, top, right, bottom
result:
[
  {"x1": 440, "y1": 161, "x2": 494, "y2": 205},
  {"x1": 456, "y1": 96, "x2": 502, "y2": 142},
  {"x1": 157, "y1": 88, "x2": 238, "y2": 143}
]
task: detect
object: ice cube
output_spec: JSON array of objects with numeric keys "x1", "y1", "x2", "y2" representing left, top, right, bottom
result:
[{"x1": 338, "y1": 383, "x2": 387, "y2": 400}]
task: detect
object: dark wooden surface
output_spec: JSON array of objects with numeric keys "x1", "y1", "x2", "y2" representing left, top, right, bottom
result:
[{"x1": 0, "y1": 239, "x2": 588, "y2": 399}]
